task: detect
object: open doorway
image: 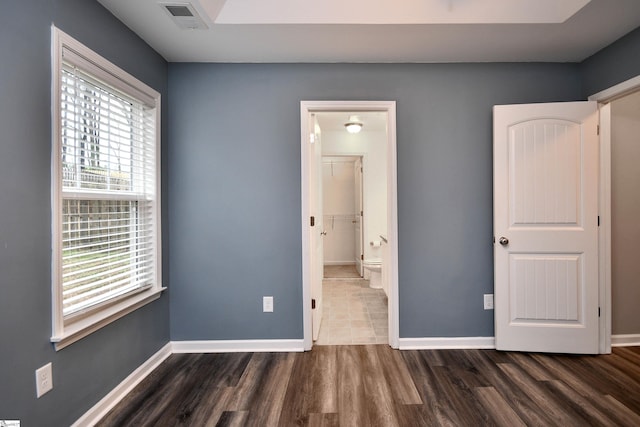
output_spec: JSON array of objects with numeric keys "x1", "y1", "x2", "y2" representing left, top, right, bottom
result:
[
  {"x1": 318, "y1": 126, "x2": 387, "y2": 345},
  {"x1": 301, "y1": 101, "x2": 398, "y2": 350},
  {"x1": 589, "y1": 76, "x2": 640, "y2": 352},
  {"x1": 593, "y1": 88, "x2": 640, "y2": 350},
  {"x1": 321, "y1": 155, "x2": 364, "y2": 279},
  {"x1": 608, "y1": 92, "x2": 640, "y2": 344}
]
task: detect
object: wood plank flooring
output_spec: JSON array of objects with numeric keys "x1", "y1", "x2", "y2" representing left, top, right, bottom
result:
[{"x1": 96, "y1": 346, "x2": 640, "y2": 426}]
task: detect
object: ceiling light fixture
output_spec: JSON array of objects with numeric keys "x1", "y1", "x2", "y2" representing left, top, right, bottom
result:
[{"x1": 344, "y1": 116, "x2": 363, "y2": 134}]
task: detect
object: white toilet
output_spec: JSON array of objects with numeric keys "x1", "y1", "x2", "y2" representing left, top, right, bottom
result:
[{"x1": 362, "y1": 258, "x2": 382, "y2": 289}]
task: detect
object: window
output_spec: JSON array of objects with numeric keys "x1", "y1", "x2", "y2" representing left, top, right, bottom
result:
[{"x1": 51, "y1": 28, "x2": 163, "y2": 350}]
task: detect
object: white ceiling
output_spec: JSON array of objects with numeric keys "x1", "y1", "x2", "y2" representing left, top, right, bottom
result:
[
  {"x1": 97, "y1": 0, "x2": 640, "y2": 63},
  {"x1": 214, "y1": 0, "x2": 591, "y2": 24}
]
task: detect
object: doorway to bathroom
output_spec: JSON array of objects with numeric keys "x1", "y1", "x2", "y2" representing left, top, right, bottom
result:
[{"x1": 300, "y1": 101, "x2": 399, "y2": 350}]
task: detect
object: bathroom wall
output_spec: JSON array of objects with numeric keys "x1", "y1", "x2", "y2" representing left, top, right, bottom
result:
[
  {"x1": 322, "y1": 129, "x2": 387, "y2": 263},
  {"x1": 323, "y1": 157, "x2": 357, "y2": 265}
]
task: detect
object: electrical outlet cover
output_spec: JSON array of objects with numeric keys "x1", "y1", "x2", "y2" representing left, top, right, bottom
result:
[
  {"x1": 263, "y1": 296, "x2": 274, "y2": 312},
  {"x1": 36, "y1": 363, "x2": 53, "y2": 398},
  {"x1": 483, "y1": 294, "x2": 494, "y2": 310}
]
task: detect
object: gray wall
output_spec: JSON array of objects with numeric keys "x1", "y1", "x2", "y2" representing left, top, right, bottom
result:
[
  {"x1": 0, "y1": 1, "x2": 169, "y2": 425},
  {"x1": 581, "y1": 26, "x2": 640, "y2": 97},
  {"x1": 168, "y1": 63, "x2": 582, "y2": 340}
]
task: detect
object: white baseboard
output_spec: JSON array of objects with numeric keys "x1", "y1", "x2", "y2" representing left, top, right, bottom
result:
[
  {"x1": 324, "y1": 261, "x2": 356, "y2": 266},
  {"x1": 171, "y1": 339, "x2": 305, "y2": 353},
  {"x1": 398, "y1": 336, "x2": 496, "y2": 350},
  {"x1": 611, "y1": 334, "x2": 640, "y2": 347},
  {"x1": 73, "y1": 331, "x2": 633, "y2": 426},
  {"x1": 73, "y1": 339, "x2": 304, "y2": 426},
  {"x1": 72, "y1": 342, "x2": 172, "y2": 427}
]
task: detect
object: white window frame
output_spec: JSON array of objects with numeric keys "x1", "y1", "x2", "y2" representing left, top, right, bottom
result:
[{"x1": 51, "y1": 27, "x2": 164, "y2": 350}]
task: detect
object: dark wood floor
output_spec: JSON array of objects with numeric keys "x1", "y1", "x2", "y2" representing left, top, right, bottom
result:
[{"x1": 97, "y1": 346, "x2": 640, "y2": 426}]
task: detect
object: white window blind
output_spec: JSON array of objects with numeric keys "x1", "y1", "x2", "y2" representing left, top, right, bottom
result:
[{"x1": 54, "y1": 33, "x2": 160, "y2": 325}]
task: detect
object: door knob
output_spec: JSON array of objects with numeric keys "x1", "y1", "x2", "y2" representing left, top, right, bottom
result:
[
  {"x1": 499, "y1": 237, "x2": 509, "y2": 246},
  {"x1": 321, "y1": 231, "x2": 327, "y2": 236}
]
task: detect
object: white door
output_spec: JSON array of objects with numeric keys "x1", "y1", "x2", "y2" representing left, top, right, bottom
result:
[
  {"x1": 354, "y1": 158, "x2": 364, "y2": 276},
  {"x1": 309, "y1": 114, "x2": 324, "y2": 341},
  {"x1": 494, "y1": 101, "x2": 599, "y2": 354}
]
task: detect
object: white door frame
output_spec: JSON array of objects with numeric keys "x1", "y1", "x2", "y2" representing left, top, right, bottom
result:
[
  {"x1": 590, "y1": 74, "x2": 640, "y2": 353},
  {"x1": 355, "y1": 156, "x2": 365, "y2": 276},
  {"x1": 301, "y1": 100, "x2": 399, "y2": 350}
]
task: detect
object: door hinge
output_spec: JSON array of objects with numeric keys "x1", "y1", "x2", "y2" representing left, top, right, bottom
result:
[
  {"x1": 360, "y1": 210, "x2": 363, "y2": 217},
  {"x1": 598, "y1": 307, "x2": 601, "y2": 317},
  {"x1": 361, "y1": 254, "x2": 364, "y2": 261},
  {"x1": 312, "y1": 299, "x2": 316, "y2": 309},
  {"x1": 598, "y1": 215, "x2": 600, "y2": 227},
  {"x1": 597, "y1": 124, "x2": 600, "y2": 135},
  {"x1": 310, "y1": 216, "x2": 315, "y2": 227}
]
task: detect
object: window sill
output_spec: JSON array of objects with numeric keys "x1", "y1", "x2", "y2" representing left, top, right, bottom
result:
[{"x1": 51, "y1": 287, "x2": 166, "y2": 351}]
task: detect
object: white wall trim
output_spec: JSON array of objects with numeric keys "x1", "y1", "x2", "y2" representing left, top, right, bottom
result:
[
  {"x1": 71, "y1": 343, "x2": 172, "y2": 427},
  {"x1": 323, "y1": 261, "x2": 357, "y2": 266},
  {"x1": 598, "y1": 103, "x2": 613, "y2": 355},
  {"x1": 611, "y1": 334, "x2": 640, "y2": 347},
  {"x1": 171, "y1": 339, "x2": 305, "y2": 353},
  {"x1": 398, "y1": 337, "x2": 496, "y2": 350},
  {"x1": 589, "y1": 75, "x2": 640, "y2": 103}
]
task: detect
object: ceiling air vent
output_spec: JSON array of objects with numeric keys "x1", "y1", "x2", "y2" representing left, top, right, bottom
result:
[
  {"x1": 160, "y1": 2, "x2": 208, "y2": 30},
  {"x1": 166, "y1": 5, "x2": 193, "y2": 17}
]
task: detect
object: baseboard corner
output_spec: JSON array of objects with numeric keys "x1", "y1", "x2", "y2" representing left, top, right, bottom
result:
[{"x1": 71, "y1": 342, "x2": 172, "y2": 427}]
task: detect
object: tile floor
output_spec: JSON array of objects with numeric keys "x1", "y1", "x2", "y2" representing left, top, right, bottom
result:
[{"x1": 315, "y1": 266, "x2": 388, "y2": 345}]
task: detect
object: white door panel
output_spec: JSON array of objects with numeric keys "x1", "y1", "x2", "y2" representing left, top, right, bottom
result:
[{"x1": 494, "y1": 101, "x2": 599, "y2": 354}]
